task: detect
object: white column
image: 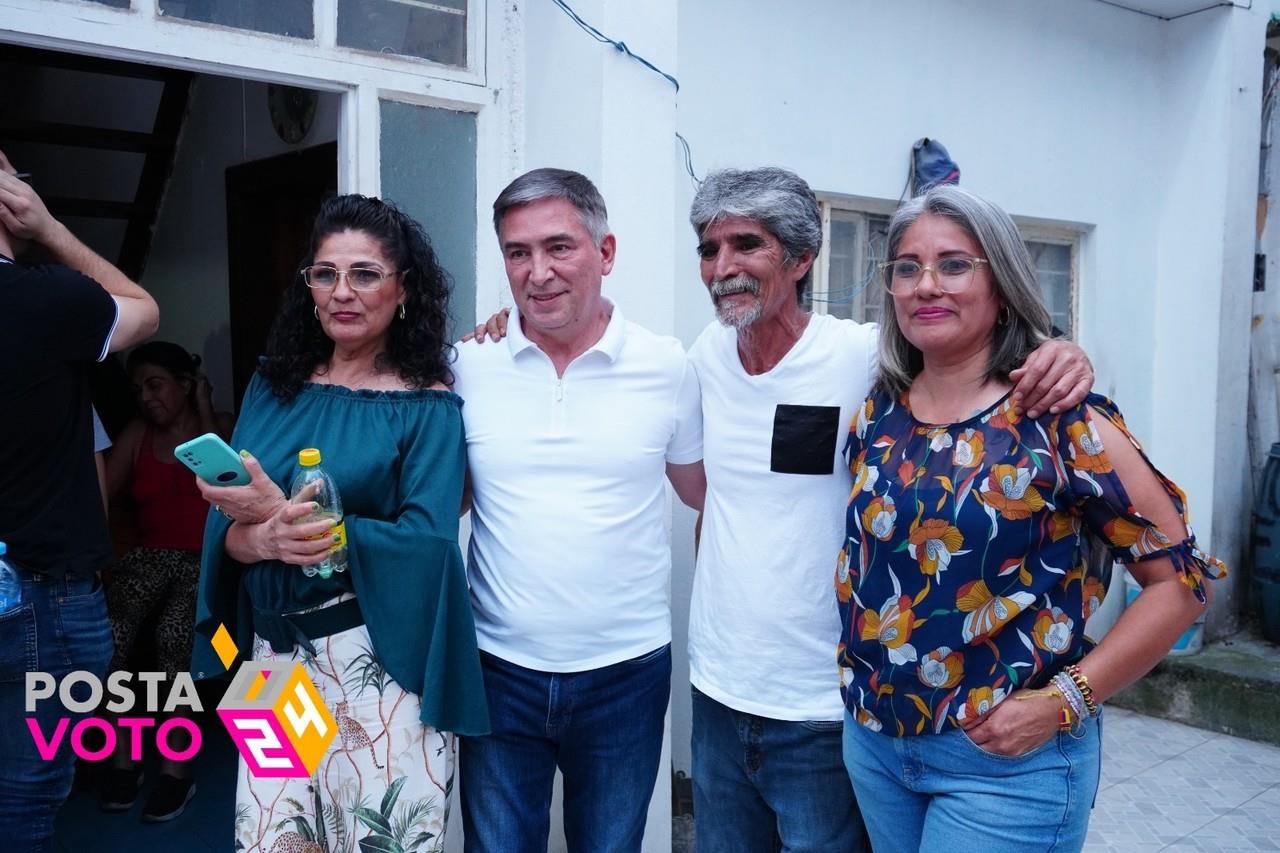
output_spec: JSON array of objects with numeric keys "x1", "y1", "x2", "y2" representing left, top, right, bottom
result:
[{"x1": 1149, "y1": 5, "x2": 1263, "y2": 637}]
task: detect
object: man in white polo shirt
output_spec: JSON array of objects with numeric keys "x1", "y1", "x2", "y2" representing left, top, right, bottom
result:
[{"x1": 451, "y1": 167, "x2": 704, "y2": 853}]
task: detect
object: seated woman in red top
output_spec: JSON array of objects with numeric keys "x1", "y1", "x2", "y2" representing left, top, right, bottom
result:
[
  {"x1": 100, "y1": 341, "x2": 233, "y2": 821},
  {"x1": 836, "y1": 185, "x2": 1226, "y2": 853}
]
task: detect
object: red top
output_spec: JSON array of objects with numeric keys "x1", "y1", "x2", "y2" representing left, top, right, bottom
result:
[{"x1": 131, "y1": 426, "x2": 207, "y2": 551}]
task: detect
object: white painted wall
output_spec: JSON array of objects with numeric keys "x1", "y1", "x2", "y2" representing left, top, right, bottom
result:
[
  {"x1": 142, "y1": 75, "x2": 340, "y2": 413},
  {"x1": 668, "y1": 0, "x2": 1263, "y2": 772},
  {"x1": 1152, "y1": 7, "x2": 1262, "y2": 637}
]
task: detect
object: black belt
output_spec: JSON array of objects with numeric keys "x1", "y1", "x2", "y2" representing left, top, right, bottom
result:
[
  {"x1": 288, "y1": 597, "x2": 364, "y2": 639},
  {"x1": 253, "y1": 597, "x2": 364, "y2": 657}
]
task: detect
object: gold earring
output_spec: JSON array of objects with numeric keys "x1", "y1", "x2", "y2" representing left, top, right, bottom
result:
[{"x1": 398, "y1": 303, "x2": 406, "y2": 320}]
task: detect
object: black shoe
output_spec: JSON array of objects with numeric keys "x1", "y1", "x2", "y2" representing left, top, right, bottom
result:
[
  {"x1": 141, "y1": 774, "x2": 197, "y2": 823},
  {"x1": 98, "y1": 767, "x2": 143, "y2": 812}
]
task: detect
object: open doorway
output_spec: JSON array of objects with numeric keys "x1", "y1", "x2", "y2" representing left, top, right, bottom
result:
[
  {"x1": 226, "y1": 142, "x2": 338, "y2": 403},
  {"x1": 1, "y1": 44, "x2": 341, "y2": 420},
  {"x1": 1, "y1": 42, "x2": 339, "y2": 849}
]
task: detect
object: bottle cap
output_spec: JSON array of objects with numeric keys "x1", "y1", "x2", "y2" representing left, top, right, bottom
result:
[{"x1": 298, "y1": 448, "x2": 322, "y2": 467}]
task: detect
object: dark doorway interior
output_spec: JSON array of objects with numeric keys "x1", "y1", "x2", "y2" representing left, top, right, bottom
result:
[{"x1": 225, "y1": 141, "x2": 337, "y2": 406}]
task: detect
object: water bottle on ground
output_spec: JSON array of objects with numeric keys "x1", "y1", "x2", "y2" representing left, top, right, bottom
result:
[
  {"x1": 289, "y1": 449, "x2": 348, "y2": 580},
  {"x1": 0, "y1": 542, "x2": 21, "y2": 613}
]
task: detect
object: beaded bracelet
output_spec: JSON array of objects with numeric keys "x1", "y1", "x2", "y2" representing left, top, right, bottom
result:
[
  {"x1": 1052, "y1": 672, "x2": 1087, "y2": 722},
  {"x1": 1064, "y1": 664, "x2": 1099, "y2": 717},
  {"x1": 1012, "y1": 683, "x2": 1076, "y2": 732}
]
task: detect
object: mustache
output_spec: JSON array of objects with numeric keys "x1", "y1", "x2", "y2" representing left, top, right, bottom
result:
[{"x1": 709, "y1": 275, "x2": 761, "y2": 299}]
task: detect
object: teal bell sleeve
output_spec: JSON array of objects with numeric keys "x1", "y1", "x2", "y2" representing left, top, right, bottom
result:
[
  {"x1": 343, "y1": 397, "x2": 490, "y2": 736},
  {"x1": 191, "y1": 506, "x2": 243, "y2": 681},
  {"x1": 191, "y1": 375, "x2": 488, "y2": 738}
]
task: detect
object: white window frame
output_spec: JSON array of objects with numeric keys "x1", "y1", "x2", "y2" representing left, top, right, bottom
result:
[
  {"x1": 1017, "y1": 222, "x2": 1082, "y2": 338},
  {"x1": 811, "y1": 194, "x2": 896, "y2": 322}
]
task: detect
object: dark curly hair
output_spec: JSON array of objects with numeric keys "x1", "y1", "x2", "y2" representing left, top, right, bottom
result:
[{"x1": 259, "y1": 194, "x2": 454, "y2": 400}]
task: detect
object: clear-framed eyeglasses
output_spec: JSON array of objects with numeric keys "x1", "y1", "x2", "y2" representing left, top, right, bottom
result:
[
  {"x1": 300, "y1": 265, "x2": 404, "y2": 292},
  {"x1": 879, "y1": 257, "x2": 989, "y2": 295}
]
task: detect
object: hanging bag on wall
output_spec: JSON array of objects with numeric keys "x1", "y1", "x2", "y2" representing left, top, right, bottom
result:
[{"x1": 911, "y1": 138, "x2": 960, "y2": 195}]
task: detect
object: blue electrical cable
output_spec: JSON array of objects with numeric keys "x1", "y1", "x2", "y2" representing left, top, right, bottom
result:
[{"x1": 550, "y1": 0, "x2": 700, "y2": 185}]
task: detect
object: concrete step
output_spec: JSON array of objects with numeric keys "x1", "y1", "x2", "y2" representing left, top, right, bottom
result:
[{"x1": 1109, "y1": 629, "x2": 1280, "y2": 747}]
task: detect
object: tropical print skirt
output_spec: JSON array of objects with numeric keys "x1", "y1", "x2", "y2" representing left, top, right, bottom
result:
[{"x1": 234, "y1": 614, "x2": 454, "y2": 853}]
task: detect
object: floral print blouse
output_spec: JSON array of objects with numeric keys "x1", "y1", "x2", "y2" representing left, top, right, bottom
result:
[{"x1": 836, "y1": 390, "x2": 1225, "y2": 737}]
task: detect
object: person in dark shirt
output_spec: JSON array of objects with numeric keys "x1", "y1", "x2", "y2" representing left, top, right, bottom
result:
[{"x1": 0, "y1": 149, "x2": 159, "y2": 848}]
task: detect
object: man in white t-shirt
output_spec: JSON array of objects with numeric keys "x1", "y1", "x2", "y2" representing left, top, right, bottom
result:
[
  {"x1": 685, "y1": 167, "x2": 1092, "y2": 853},
  {"x1": 452, "y1": 168, "x2": 705, "y2": 853}
]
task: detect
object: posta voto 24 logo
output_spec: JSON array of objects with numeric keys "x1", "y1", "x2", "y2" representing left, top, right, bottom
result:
[{"x1": 24, "y1": 624, "x2": 336, "y2": 777}]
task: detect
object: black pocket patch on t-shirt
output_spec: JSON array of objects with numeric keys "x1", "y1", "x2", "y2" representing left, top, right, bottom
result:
[{"x1": 770, "y1": 404, "x2": 840, "y2": 475}]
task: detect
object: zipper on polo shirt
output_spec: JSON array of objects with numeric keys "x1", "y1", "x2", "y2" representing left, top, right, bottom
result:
[{"x1": 551, "y1": 374, "x2": 567, "y2": 432}]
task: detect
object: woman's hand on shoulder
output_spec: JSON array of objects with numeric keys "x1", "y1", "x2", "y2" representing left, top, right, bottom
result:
[
  {"x1": 196, "y1": 449, "x2": 293, "y2": 523},
  {"x1": 960, "y1": 689, "x2": 1061, "y2": 757}
]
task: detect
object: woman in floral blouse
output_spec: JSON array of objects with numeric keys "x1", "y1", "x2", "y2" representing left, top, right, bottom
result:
[{"x1": 836, "y1": 185, "x2": 1225, "y2": 852}]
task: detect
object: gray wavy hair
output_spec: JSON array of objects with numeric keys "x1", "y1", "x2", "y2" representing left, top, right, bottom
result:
[
  {"x1": 493, "y1": 167, "x2": 609, "y2": 246},
  {"x1": 877, "y1": 185, "x2": 1052, "y2": 396},
  {"x1": 689, "y1": 167, "x2": 822, "y2": 298}
]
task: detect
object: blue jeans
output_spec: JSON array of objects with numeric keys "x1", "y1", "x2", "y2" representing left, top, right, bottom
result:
[
  {"x1": 0, "y1": 574, "x2": 113, "y2": 852},
  {"x1": 691, "y1": 686, "x2": 868, "y2": 853},
  {"x1": 843, "y1": 709, "x2": 1103, "y2": 853},
  {"x1": 459, "y1": 645, "x2": 671, "y2": 853}
]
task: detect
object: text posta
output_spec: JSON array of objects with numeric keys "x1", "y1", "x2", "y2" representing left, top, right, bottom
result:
[{"x1": 25, "y1": 671, "x2": 203, "y2": 762}]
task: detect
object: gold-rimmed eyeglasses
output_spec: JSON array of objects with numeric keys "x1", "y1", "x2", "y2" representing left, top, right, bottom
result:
[
  {"x1": 879, "y1": 257, "x2": 989, "y2": 295},
  {"x1": 300, "y1": 265, "x2": 403, "y2": 292}
]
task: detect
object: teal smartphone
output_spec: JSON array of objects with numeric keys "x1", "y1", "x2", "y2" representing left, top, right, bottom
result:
[{"x1": 174, "y1": 433, "x2": 251, "y2": 486}]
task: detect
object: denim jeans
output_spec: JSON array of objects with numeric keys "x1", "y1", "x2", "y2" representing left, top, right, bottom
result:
[
  {"x1": 843, "y1": 708, "x2": 1103, "y2": 853},
  {"x1": 691, "y1": 686, "x2": 868, "y2": 853},
  {"x1": 0, "y1": 574, "x2": 113, "y2": 852},
  {"x1": 459, "y1": 644, "x2": 671, "y2": 853}
]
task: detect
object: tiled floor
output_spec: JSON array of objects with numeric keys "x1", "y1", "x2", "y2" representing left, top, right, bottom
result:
[{"x1": 1085, "y1": 708, "x2": 1280, "y2": 853}]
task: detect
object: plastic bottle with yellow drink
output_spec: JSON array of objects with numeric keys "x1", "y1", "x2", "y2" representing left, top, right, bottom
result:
[{"x1": 289, "y1": 448, "x2": 348, "y2": 579}]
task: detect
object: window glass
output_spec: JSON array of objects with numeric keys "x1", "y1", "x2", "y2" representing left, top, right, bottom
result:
[
  {"x1": 339, "y1": 0, "x2": 467, "y2": 67},
  {"x1": 862, "y1": 215, "x2": 889, "y2": 327},
  {"x1": 824, "y1": 213, "x2": 859, "y2": 321},
  {"x1": 815, "y1": 210, "x2": 889, "y2": 326},
  {"x1": 379, "y1": 100, "x2": 477, "y2": 340},
  {"x1": 158, "y1": 0, "x2": 314, "y2": 39},
  {"x1": 1027, "y1": 240, "x2": 1073, "y2": 336}
]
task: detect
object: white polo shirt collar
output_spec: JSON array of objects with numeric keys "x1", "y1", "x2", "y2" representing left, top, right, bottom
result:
[{"x1": 505, "y1": 297, "x2": 627, "y2": 364}]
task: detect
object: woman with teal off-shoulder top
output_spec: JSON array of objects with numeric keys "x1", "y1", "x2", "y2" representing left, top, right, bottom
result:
[{"x1": 192, "y1": 195, "x2": 486, "y2": 852}]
